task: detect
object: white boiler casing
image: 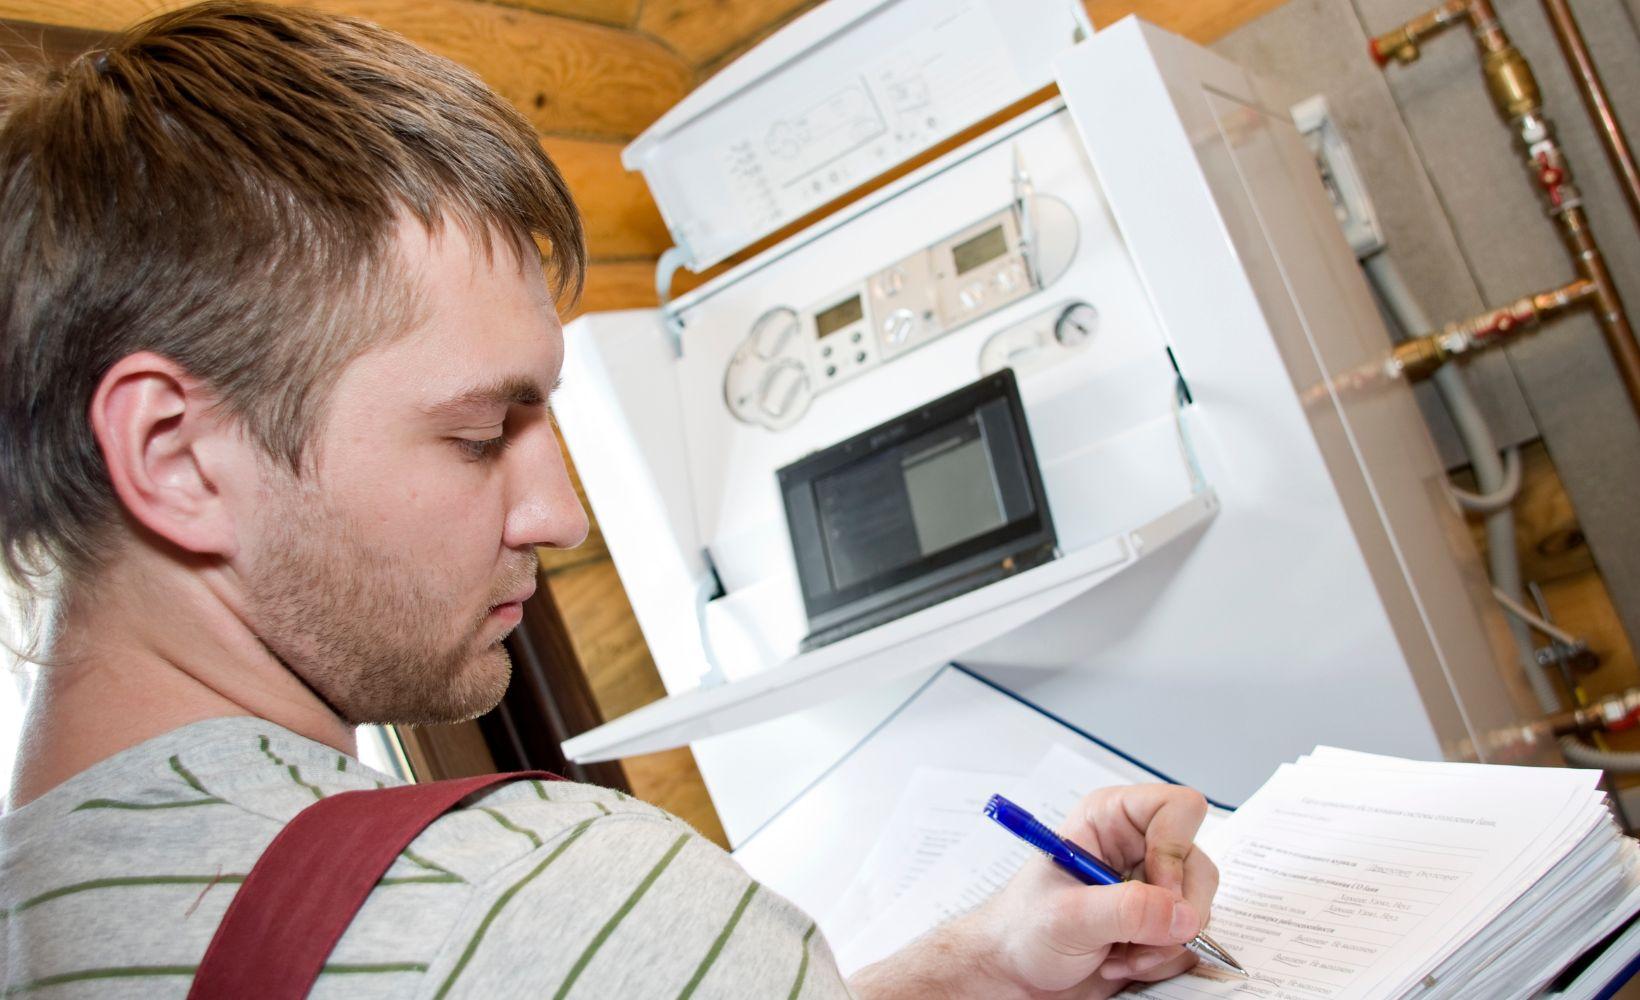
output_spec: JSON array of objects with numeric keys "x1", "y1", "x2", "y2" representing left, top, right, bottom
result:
[{"x1": 554, "y1": 17, "x2": 1542, "y2": 844}]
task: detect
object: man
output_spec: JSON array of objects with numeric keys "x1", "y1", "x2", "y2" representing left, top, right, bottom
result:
[{"x1": 0, "y1": 3, "x2": 1219, "y2": 996}]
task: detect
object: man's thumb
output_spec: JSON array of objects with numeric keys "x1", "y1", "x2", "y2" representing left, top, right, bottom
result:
[{"x1": 1066, "y1": 882, "x2": 1200, "y2": 948}]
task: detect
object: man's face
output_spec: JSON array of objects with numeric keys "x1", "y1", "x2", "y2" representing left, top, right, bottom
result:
[{"x1": 241, "y1": 221, "x2": 588, "y2": 726}]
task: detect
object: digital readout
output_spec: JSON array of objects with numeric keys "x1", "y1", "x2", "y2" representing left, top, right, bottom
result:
[
  {"x1": 951, "y1": 224, "x2": 1009, "y2": 276},
  {"x1": 814, "y1": 295, "x2": 864, "y2": 337}
]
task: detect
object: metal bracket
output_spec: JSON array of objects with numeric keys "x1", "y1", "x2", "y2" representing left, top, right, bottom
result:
[
  {"x1": 1012, "y1": 145, "x2": 1045, "y2": 289},
  {"x1": 694, "y1": 550, "x2": 728, "y2": 690},
  {"x1": 1528, "y1": 580, "x2": 1600, "y2": 677},
  {"x1": 655, "y1": 246, "x2": 691, "y2": 358}
]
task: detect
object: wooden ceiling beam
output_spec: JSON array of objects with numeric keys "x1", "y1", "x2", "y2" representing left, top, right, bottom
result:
[
  {"x1": 636, "y1": 0, "x2": 816, "y2": 69},
  {"x1": 0, "y1": 0, "x2": 691, "y2": 138},
  {"x1": 542, "y1": 136, "x2": 669, "y2": 259}
]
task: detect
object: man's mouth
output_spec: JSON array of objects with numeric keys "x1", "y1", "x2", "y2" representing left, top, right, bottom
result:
[{"x1": 485, "y1": 575, "x2": 538, "y2": 627}]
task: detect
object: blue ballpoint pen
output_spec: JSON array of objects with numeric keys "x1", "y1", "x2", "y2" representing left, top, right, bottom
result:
[{"x1": 984, "y1": 794, "x2": 1248, "y2": 978}]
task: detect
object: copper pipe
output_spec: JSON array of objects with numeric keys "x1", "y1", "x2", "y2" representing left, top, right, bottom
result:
[
  {"x1": 1390, "y1": 277, "x2": 1596, "y2": 381},
  {"x1": 1464, "y1": 0, "x2": 1510, "y2": 55},
  {"x1": 1540, "y1": 0, "x2": 1640, "y2": 233},
  {"x1": 1370, "y1": 0, "x2": 1468, "y2": 66},
  {"x1": 1370, "y1": 0, "x2": 1640, "y2": 421},
  {"x1": 1563, "y1": 208, "x2": 1640, "y2": 407}
]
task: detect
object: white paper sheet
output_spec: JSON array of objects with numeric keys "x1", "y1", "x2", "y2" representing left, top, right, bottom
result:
[
  {"x1": 822, "y1": 766, "x2": 1018, "y2": 935},
  {"x1": 837, "y1": 743, "x2": 1177, "y2": 972},
  {"x1": 1131, "y1": 759, "x2": 1600, "y2": 1000}
]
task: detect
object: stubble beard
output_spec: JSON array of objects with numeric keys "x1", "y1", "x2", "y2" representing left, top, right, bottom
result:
[{"x1": 245, "y1": 487, "x2": 526, "y2": 727}]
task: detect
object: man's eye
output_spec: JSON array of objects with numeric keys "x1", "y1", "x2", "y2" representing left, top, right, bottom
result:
[{"x1": 455, "y1": 435, "x2": 510, "y2": 462}]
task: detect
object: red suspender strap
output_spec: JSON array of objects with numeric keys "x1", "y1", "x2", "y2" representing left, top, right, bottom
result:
[{"x1": 188, "y1": 770, "x2": 563, "y2": 1000}]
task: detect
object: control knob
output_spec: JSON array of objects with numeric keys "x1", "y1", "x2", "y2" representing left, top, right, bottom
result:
[
  {"x1": 759, "y1": 361, "x2": 810, "y2": 422},
  {"x1": 883, "y1": 308, "x2": 917, "y2": 347},
  {"x1": 751, "y1": 306, "x2": 800, "y2": 359},
  {"x1": 874, "y1": 267, "x2": 906, "y2": 299}
]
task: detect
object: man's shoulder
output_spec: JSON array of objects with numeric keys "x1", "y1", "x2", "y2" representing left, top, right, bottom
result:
[
  {"x1": 0, "y1": 718, "x2": 755, "y2": 998},
  {"x1": 388, "y1": 772, "x2": 696, "y2": 889}
]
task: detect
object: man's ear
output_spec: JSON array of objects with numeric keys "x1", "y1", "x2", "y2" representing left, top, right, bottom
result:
[{"x1": 90, "y1": 351, "x2": 247, "y2": 560}]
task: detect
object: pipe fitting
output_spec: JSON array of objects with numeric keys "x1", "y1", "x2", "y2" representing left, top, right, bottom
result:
[
  {"x1": 1483, "y1": 45, "x2": 1541, "y2": 119},
  {"x1": 1369, "y1": 0, "x2": 1467, "y2": 66},
  {"x1": 1390, "y1": 278, "x2": 1596, "y2": 380}
]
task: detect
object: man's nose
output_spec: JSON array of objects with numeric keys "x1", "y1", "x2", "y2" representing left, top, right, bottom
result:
[{"x1": 503, "y1": 421, "x2": 589, "y2": 552}]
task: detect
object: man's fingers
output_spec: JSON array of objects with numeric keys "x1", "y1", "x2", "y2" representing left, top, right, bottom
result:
[
  {"x1": 1060, "y1": 881, "x2": 1200, "y2": 951},
  {"x1": 1180, "y1": 847, "x2": 1220, "y2": 926},
  {"x1": 1098, "y1": 943, "x2": 1186, "y2": 981},
  {"x1": 1126, "y1": 947, "x2": 1200, "y2": 983},
  {"x1": 1139, "y1": 789, "x2": 1208, "y2": 895},
  {"x1": 1064, "y1": 785, "x2": 1209, "y2": 888}
]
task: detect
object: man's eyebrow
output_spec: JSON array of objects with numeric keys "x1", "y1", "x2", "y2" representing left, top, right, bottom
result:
[{"x1": 422, "y1": 375, "x2": 545, "y2": 419}]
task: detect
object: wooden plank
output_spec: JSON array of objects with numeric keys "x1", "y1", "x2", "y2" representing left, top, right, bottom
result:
[
  {"x1": 0, "y1": 18, "x2": 105, "y2": 65},
  {"x1": 547, "y1": 557, "x2": 728, "y2": 844},
  {"x1": 543, "y1": 136, "x2": 670, "y2": 260},
  {"x1": 1455, "y1": 442, "x2": 1600, "y2": 585},
  {"x1": 636, "y1": 0, "x2": 816, "y2": 67},
  {"x1": 623, "y1": 747, "x2": 729, "y2": 847},
  {"x1": 548, "y1": 558, "x2": 670, "y2": 721},
  {"x1": 1084, "y1": 0, "x2": 1293, "y2": 42},
  {"x1": 566, "y1": 258, "x2": 660, "y2": 319},
  {"x1": 487, "y1": 0, "x2": 638, "y2": 28},
  {"x1": 396, "y1": 720, "x2": 498, "y2": 780},
  {"x1": 0, "y1": 0, "x2": 691, "y2": 138}
]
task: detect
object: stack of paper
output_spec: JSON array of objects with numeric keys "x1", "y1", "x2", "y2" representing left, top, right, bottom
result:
[{"x1": 835, "y1": 746, "x2": 1640, "y2": 999}]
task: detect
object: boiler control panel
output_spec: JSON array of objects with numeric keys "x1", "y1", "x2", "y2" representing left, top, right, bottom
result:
[{"x1": 723, "y1": 198, "x2": 1078, "y2": 430}]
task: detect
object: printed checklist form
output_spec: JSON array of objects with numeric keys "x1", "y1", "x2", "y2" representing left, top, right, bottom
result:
[
  {"x1": 1133, "y1": 750, "x2": 1640, "y2": 1000},
  {"x1": 835, "y1": 744, "x2": 1640, "y2": 999}
]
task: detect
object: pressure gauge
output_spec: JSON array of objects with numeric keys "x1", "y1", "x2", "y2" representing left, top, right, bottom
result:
[{"x1": 1054, "y1": 301, "x2": 1099, "y2": 346}]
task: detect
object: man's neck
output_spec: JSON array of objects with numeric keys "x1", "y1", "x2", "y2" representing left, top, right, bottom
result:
[{"x1": 9, "y1": 556, "x2": 356, "y2": 810}]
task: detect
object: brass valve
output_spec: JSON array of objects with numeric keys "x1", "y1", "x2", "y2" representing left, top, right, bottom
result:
[{"x1": 1483, "y1": 45, "x2": 1541, "y2": 119}]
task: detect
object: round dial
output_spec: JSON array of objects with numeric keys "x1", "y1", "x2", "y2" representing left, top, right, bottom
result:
[
  {"x1": 1054, "y1": 301, "x2": 1099, "y2": 346},
  {"x1": 759, "y1": 361, "x2": 810, "y2": 421},
  {"x1": 724, "y1": 306, "x2": 814, "y2": 430},
  {"x1": 752, "y1": 306, "x2": 800, "y2": 359}
]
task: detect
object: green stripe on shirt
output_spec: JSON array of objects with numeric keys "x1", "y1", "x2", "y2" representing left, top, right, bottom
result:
[
  {"x1": 787, "y1": 924, "x2": 818, "y2": 1000},
  {"x1": 2, "y1": 962, "x2": 428, "y2": 995},
  {"x1": 552, "y1": 832, "x2": 691, "y2": 1000},
  {"x1": 479, "y1": 807, "x2": 543, "y2": 849},
  {"x1": 677, "y1": 881, "x2": 760, "y2": 1000},
  {"x1": 9, "y1": 875, "x2": 247, "y2": 916},
  {"x1": 401, "y1": 848, "x2": 462, "y2": 880},
  {"x1": 168, "y1": 756, "x2": 212, "y2": 795},
  {"x1": 258, "y1": 735, "x2": 325, "y2": 800},
  {"x1": 434, "y1": 817, "x2": 597, "y2": 999},
  {"x1": 73, "y1": 797, "x2": 224, "y2": 812}
]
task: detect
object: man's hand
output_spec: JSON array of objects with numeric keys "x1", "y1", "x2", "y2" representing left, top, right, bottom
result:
[{"x1": 849, "y1": 784, "x2": 1219, "y2": 999}]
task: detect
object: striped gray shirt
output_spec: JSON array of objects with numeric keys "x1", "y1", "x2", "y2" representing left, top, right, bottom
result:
[{"x1": 0, "y1": 717, "x2": 851, "y2": 998}]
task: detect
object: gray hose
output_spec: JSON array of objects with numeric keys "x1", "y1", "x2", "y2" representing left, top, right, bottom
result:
[
  {"x1": 1448, "y1": 447, "x2": 1521, "y2": 514},
  {"x1": 1361, "y1": 255, "x2": 1640, "y2": 771},
  {"x1": 1361, "y1": 256, "x2": 1547, "y2": 691}
]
